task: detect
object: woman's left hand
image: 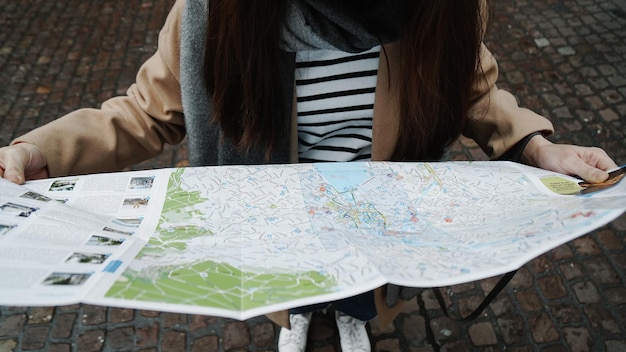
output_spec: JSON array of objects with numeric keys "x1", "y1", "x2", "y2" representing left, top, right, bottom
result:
[{"x1": 521, "y1": 135, "x2": 618, "y2": 183}]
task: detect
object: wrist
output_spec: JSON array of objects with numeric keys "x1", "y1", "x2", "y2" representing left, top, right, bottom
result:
[{"x1": 520, "y1": 133, "x2": 551, "y2": 166}]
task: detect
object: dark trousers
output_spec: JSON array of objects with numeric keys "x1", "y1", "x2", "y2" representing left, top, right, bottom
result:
[{"x1": 289, "y1": 290, "x2": 376, "y2": 321}]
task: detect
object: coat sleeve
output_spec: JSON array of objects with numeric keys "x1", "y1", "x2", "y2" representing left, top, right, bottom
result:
[
  {"x1": 11, "y1": 0, "x2": 188, "y2": 177},
  {"x1": 463, "y1": 43, "x2": 554, "y2": 159}
]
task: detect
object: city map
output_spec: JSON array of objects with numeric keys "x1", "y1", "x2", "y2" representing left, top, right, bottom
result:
[{"x1": 0, "y1": 161, "x2": 624, "y2": 319}]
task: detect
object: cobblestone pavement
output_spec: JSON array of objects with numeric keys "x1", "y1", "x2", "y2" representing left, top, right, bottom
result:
[{"x1": 1, "y1": 0, "x2": 625, "y2": 351}]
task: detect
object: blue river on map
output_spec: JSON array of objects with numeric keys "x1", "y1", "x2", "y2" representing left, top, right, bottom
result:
[{"x1": 314, "y1": 162, "x2": 370, "y2": 193}]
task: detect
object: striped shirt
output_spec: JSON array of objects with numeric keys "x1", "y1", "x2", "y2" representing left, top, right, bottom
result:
[{"x1": 295, "y1": 46, "x2": 380, "y2": 163}]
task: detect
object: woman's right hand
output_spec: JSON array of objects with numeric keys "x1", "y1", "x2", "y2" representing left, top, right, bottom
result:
[{"x1": 0, "y1": 143, "x2": 49, "y2": 184}]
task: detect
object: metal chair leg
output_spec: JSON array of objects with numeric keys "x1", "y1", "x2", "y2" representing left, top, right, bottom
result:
[{"x1": 432, "y1": 270, "x2": 518, "y2": 322}]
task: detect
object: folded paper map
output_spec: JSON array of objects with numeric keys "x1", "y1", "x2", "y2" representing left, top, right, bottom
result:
[{"x1": 0, "y1": 161, "x2": 624, "y2": 319}]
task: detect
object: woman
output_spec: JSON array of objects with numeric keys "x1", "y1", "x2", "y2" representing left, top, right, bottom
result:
[{"x1": 0, "y1": 0, "x2": 617, "y2": 351}]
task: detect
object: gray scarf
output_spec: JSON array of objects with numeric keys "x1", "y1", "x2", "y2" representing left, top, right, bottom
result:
[{"x1": 282, "y1": 0, "x2": 405, "y2": 52}]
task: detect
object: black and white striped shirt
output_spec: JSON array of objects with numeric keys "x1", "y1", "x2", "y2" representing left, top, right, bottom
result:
[{"x1": 295, "y1": 46, "x2": 380, "y2": 163}]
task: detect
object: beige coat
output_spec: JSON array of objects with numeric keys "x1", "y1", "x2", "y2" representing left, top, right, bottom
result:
[{"x1": 13, "y1": 0, "x2": 554, "y2": 328}]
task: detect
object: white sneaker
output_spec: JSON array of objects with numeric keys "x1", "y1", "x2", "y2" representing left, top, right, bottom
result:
[
  {"x1": 335, "y1": 310, "x2": 371, "y2": 352},
  {"x1": 278, "y1": 312, "x2": 313, "y2": 352}
]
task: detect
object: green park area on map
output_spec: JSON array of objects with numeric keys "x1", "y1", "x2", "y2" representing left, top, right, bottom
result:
[{"x1": 106, "y1": 168, "x2": 337, "y2": 311}]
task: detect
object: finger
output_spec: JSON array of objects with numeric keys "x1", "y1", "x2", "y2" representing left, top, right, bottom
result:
[
  {"x1": 573, "y1": 147, "x2": 620, "y2": 183},
  {"x1": 564, "y1": 157, "x2": 609, "y2": 184},
  {"x1": 3, "y1": 166, "x2": 26, "y2": 184},
  {"x1": 586, "y1": 148, "x2": 618, "y2": 171},
  {"x1": 0, "y1": 151, "x2": 26, "y2": 184}
]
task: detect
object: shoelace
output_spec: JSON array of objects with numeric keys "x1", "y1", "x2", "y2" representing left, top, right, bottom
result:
[
  {"x1": 280, "y1": 328, "x2": 305, "y2": 346},
  {"x1": 336, "y1": 314, "x2": 369, "y2": 349},
  {"x1": 280, "y1": 315, "x2": 310, "y2": 347}
]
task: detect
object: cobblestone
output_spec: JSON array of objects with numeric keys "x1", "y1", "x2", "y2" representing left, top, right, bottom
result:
[{"x1": 1, "y1": 0, "x2": 625, "y2": 351}]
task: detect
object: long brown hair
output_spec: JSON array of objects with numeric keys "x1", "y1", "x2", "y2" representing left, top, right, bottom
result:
[
  {"x1": 394, "y1": 0, "x2": 483, "y2": 160},
  {"x1": 205, "y1": 0, "x2": 484, "y2": 161}
]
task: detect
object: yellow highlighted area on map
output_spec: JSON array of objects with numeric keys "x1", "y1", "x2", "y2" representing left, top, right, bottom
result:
[{"x1": 540, "y1": 177, "x2": 583, "y2": 195}]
